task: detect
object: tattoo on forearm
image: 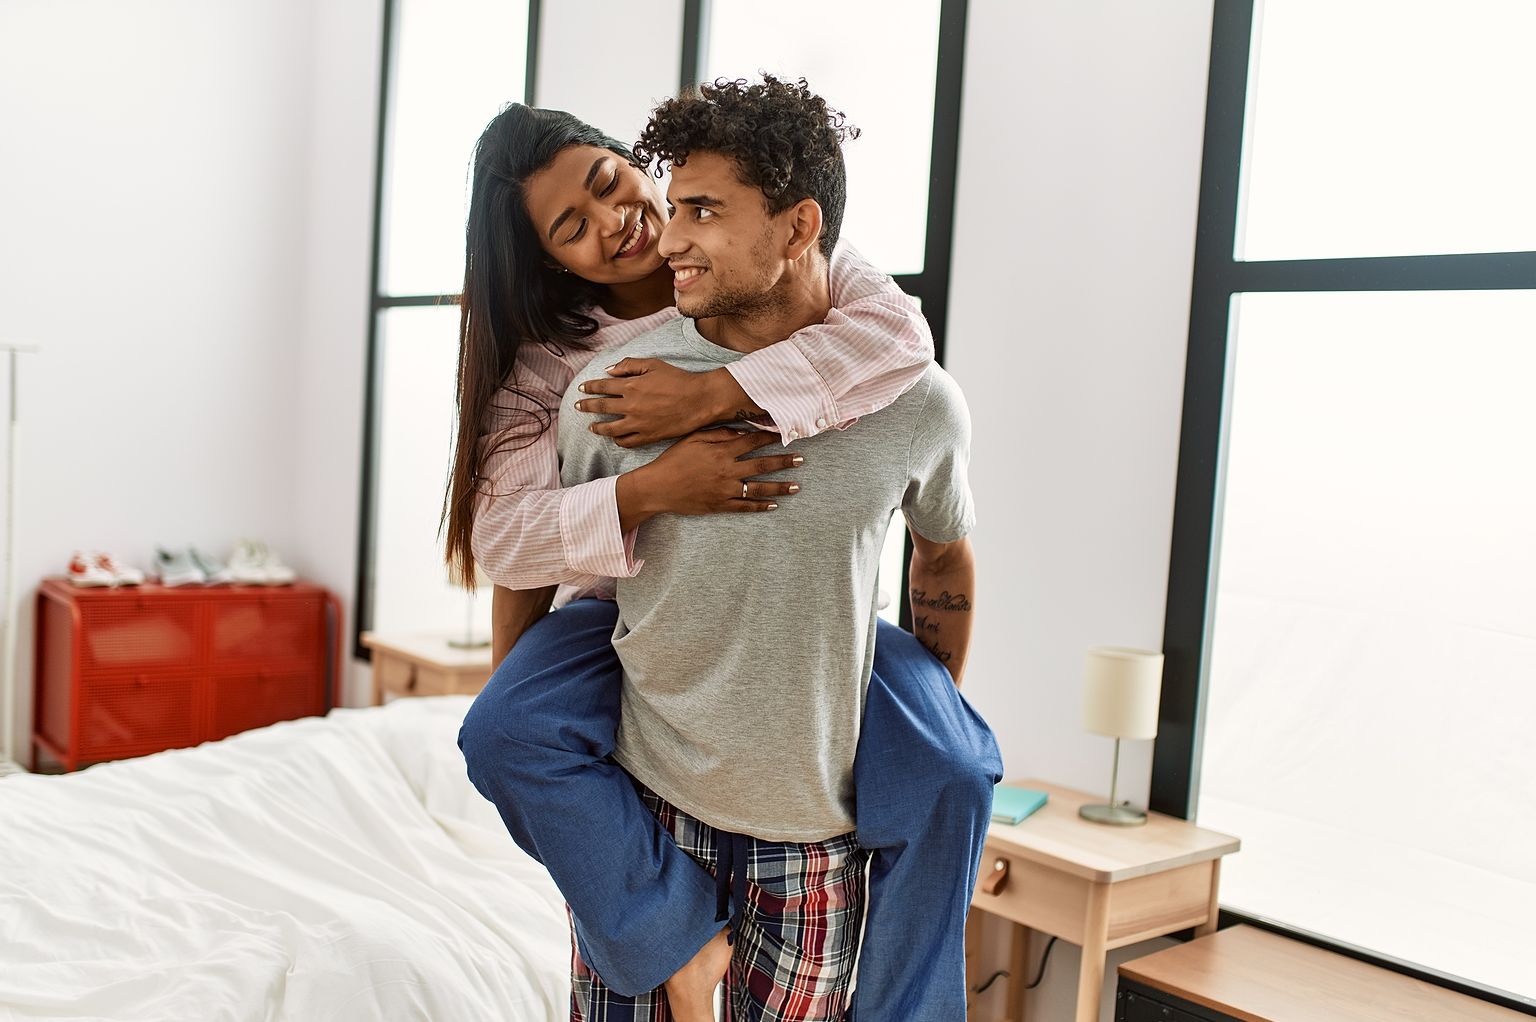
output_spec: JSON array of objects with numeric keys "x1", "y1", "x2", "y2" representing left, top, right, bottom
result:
[
  {"x1": 910, "y1": 590, "x2": 971, "y2": 666},
  {"x1": 909, "y1": 589, "x2": 972, "y2": 612}
]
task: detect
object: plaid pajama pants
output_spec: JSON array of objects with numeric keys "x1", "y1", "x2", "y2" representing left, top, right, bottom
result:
[{"x1": 570, "y1": 780, "x2": 870, "y2": 1022}]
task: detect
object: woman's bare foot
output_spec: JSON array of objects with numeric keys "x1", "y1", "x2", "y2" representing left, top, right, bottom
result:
[{"x1": 663, "y1": 927, "x2": 731, "y2": 1022}]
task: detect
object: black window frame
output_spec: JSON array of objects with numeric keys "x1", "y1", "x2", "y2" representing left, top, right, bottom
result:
[
  {"x1": 1155, "y1": 2, "x2": 1536, "y2": 1014},
  {"x1": 353, "y1": 0, "x2": 971, "y2": 655}
]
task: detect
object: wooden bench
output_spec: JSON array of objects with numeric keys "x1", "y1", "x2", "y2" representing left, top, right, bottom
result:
[{"x1": 1116, "y1": 925, "x2": 1526, "y2": 1021}]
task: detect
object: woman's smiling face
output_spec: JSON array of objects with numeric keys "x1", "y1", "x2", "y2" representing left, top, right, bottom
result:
[{"x1": 522, "y1": 145, "x2": 670, "y2": 284}]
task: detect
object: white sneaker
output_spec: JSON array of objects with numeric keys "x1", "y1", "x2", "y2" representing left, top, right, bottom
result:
[
  {"x1": 252, "y1": 541, "x2": 296, "y2": 586},
  {"x1": 93, "y1": 552, "x2": 145, "y2": 587},
  {"x1": 227, "y1": 540, "x2": 269, "y2": 585},
  {"x1": 67, "y1": 551, "x2": 114, "y2": 587}
]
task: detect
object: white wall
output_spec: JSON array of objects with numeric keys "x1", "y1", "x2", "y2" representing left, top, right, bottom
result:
[
  {"x1": 947, "y1": 2, "x2": 1215, "y2": 1018},
  {"x1": 290, "y1": 0, "x2": 384, "y2": 707},
  {"x1": 0, "y1": 0, "x2": 383, "y2": 762}
]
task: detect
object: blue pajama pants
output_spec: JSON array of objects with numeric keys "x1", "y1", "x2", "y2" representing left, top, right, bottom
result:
[{"x1": 458, "y1": 599, "x2": 1003, "y2": 1020}]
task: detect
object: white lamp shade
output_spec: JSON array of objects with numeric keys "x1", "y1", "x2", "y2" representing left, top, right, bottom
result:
[{"x1": 1082, "y1": 647, "x2": 1164, "y2": 740}]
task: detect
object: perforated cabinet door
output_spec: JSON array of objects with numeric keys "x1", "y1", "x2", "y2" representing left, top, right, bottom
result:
[
  {"x1": 206, "y1": 668, "x2": 326, "y2": 742},
  {"x1": 78, "y1": 671, "x2": 199, "y2": 760},
  {"x1": 77, "y1": 600, "x2": 198, "y2": 672},
  {"x1": 209, "y1": 595, "x2": 323, "y2": 666}
]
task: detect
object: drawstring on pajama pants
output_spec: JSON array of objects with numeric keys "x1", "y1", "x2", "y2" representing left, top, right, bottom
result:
[{"x1": 715, "y1": 829, "x2": 750, "y2": 946}]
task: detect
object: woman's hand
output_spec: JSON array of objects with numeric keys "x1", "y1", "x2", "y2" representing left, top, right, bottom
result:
[
  {"x1": 615, "y1": 428, "x2": 803, "y2": 532},
  {"x1": 576, "y1": 358, "x2": 766, "y2": 447}
]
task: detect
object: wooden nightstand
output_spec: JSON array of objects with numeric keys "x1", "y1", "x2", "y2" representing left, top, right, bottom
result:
[
  {"x1": 361, "y1": 632, "x2": 495, "y2": 705},
  {"x1": 967, "y1": 778, "x2": 1240, "y2": 1022}
]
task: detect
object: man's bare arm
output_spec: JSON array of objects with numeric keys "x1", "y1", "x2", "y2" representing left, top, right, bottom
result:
[
  {"x1": 907, "y1": 534, "x2": 975, "y2": 686},
  {"x1": 491, "y1": 583, "x2": 556, "y2": 666}
]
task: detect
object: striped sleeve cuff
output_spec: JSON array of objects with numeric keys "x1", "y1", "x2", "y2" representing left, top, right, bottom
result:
[
  {"x1": 559, "y1": 475, "x2": 644, "y2": 578},
  {"x1": 726, "y1": 343, "x2": 840, "y2": 445}
]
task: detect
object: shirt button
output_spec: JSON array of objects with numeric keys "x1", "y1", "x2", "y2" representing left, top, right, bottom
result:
[
  {"x1": 786, "y1": 430, "x2": 798, "y2": 441},
  {"x1": 815, "y1": 417, "x2": 828, "y2": 429}
]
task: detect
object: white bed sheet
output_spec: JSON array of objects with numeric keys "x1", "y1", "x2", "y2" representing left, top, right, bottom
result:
[{"x1": 0, "y1": 696, "x2": 570, "y2": 1021}]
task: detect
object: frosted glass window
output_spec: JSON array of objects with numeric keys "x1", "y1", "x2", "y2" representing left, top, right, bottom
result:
[
  {"x1": 1200, "y1": 290, "x2": 1536, "y2": 1000},
  {"x1": 704, "y1": 0, "x2": 940, "y2": 275},
  {"x1": 381, "y1": 0, "x2": 529, "y2": 296},
  {"x1": 371, "y1": 306, "x2": 491, "y2": 640},
  {"x1": 533, "y1": 0, "x2": 683, "y2": 152},
  {"x1": 1237, "y1": 1, "x2": 1536, "y2": 261}
]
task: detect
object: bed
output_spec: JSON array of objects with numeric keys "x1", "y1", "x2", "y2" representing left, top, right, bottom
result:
[{"x1": 0, "y1": 696, "x2": 571, "y2": 1021}]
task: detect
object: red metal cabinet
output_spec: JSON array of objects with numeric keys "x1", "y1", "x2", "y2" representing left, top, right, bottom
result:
[{"x1": 33, "y1": 578, "x2": 342, "y2": 771}]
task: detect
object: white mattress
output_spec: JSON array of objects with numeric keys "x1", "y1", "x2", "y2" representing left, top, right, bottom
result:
[{"x1": 0, "y1": 696, "x2": 571, "y2": 1021}]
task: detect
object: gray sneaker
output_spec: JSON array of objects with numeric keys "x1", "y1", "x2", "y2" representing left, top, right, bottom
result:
[
  {"x1": 155, "y1": 547, "x2": 205, "y2": 587},
  {"x1": 189, "y1": 547, "x2": 235, "y2": 585}
]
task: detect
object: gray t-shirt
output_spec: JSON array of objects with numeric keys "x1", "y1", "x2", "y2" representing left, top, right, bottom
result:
[{"x1": 558, "y1": 317, "x2": 974, "y2": 841}]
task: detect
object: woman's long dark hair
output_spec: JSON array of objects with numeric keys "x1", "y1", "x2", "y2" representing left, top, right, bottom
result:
[{"x1": 443, "y1": 104, "x2": 633, "y2": 587}]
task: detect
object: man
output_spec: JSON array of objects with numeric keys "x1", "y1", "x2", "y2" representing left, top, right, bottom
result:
[{"x1": 557, "y1": 75, "x2": 984, "y2": 1019}]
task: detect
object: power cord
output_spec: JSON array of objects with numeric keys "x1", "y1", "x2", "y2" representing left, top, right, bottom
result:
[
  {"x1": 968, "y1": 935, "x2": 1061, "y2": 996},
  {"x1": 1026, "y1": 936, "x2": 1059, "y2": 989}
]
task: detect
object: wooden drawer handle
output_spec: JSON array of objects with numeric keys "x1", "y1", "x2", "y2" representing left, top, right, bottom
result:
[{"x1": 981, "y1": 857, "x2": 1010, "y2": 896}]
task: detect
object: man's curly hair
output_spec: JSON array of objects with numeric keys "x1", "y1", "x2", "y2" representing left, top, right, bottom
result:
[{"x1": 634, "y1": 75, "x2": 860, "y2": 258}]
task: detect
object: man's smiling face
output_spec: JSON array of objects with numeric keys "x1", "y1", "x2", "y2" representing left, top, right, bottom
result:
[{"x1": 657, "y1": 151, "x2": 790, "y2": 319}]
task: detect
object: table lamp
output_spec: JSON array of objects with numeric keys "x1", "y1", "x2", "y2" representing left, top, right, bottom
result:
[{"x1": 1079, "y1": 646, "x2": 1164, "y2": 826}]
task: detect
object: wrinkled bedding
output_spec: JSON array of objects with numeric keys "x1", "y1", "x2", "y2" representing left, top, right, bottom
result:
[{"x1": 0, "y1": 696, "x2": 569, "y2": 1021}]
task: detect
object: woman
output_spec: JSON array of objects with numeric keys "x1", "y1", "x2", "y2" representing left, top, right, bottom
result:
[{"x1": 451, "y1": 102, "x2": 1000, "y2": 1021}]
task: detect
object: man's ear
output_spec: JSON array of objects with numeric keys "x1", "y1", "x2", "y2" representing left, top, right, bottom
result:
[{"x1": 783, "y1": 198, "x2": 824, "y2": 261}]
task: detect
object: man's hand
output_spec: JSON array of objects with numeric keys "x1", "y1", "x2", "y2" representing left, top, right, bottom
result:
[{"x1": 575, "y1": 358, "x2": 766, "y2": 447}]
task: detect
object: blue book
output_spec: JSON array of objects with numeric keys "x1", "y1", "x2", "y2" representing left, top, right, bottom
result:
[{"x1": 992, "y1": 784, "x2": 1048, "y2": 825}]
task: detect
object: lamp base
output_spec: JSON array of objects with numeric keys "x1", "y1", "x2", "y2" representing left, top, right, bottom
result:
[{"x1": 1078, "y1": 802, "x2": 1147, "y2": 826}]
